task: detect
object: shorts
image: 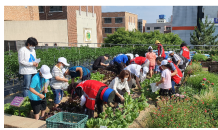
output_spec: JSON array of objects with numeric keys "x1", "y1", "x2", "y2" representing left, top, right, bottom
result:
[
  {"x1": 149, "y1": 66, "x2": 155, "y2": 70},
  {"x1": 30, "y1": 98, "x2": 47, "y2": 114},
  {"x1": 159, "y1": 88, "x2": 172, "y2": 97},
  {"x1": 52, "y1": 88, "x2": 64, "y2": 104}
]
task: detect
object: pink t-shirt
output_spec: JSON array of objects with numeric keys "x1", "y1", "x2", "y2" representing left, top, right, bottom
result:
[
  {"x1": 160, "y1": 69, "x2": 172, "y2": 89},
  {"x1": 146, "y1": 52, "x2": 156, "y2": 66}
]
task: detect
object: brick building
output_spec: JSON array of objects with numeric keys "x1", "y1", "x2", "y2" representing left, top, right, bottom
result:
[
  {"x1": 39, "y1": 6, "x2": 103, "y2": 47},
  {"x1": 138, "y1": 19, "x2": 146, "y2": 33},
  {"x1": 102, "y1": 12, "x2": 138, "y2": 42},
  {"x1": 4, "y1": 6, "x2": 39, "y2": 21}
]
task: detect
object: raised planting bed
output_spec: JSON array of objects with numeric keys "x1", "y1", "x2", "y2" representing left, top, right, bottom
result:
[{"x1": 208, "y1": 61, "x2": 218, "y2": 73}]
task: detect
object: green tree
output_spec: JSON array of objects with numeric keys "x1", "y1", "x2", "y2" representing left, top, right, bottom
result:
[{"x1": 190, "y1": 16, "x2": 218, "y2": 49}]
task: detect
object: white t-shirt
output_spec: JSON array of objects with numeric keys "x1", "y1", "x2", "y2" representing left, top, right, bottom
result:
[
  {"x1": 160, "y1": 69, "x2": 172, "y2": 89},
  {"x1": 124, "y1": 64, "x2": 141, "y2": 78},
  {"x1": 108, "y1": 77, "x2": 130, "y2": 93},
  {"x1": 18, "y1": 46, "x2": 37, "y2": 75}
]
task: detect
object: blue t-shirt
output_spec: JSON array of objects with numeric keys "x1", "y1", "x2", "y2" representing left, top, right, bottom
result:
[
  {"x1": 28, "y1": 73, "x2": 49, "y2": 101},
  {"x1": 69, "y1": 66, "x2": 90, "y2": 78},
  {"x1": 113, "y1": 54, "x2": 128, "y2": 64}
]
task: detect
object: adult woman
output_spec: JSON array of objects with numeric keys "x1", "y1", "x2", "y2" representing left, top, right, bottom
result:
[
  {"x1": 146, "y1": 46, "x2": 156, "y2": 78},
  {"x1": 50, "y1": 57, "x2": 69, "y2": 108},
  {"x1": 108, "y1": 70, "x2": 131, "y2": 108},
  {"x1": 67, "y1": 80, "x2": 116, "y2": 119},
  {"x1": 18, "y1": 37, "x2": 39, "y2": 97}
]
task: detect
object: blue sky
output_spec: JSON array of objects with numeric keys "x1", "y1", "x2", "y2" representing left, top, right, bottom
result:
[{"x1": 102, "y1": 6, "x2": 173, "y2": 23}]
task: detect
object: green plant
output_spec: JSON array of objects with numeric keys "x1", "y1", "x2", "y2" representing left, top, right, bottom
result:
[
  {"x1": 192, "y1": 54, "x2": 208, "y2": 61},
  {"x1": 185, "y1": 62, "x2": 202, "y2": 75},
  {"x1": 90, "y1": 72, "x2": 105, "y2": 81},
  {"x1": 186, "y1": 72, "x2": 218, "y2": 90},
  {"x1": 147, "y1": 97, "x2": 217, "y2": 128}
]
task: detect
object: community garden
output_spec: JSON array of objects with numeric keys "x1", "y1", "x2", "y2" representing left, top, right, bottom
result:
[{"x1": 4, "y1": 27, "x2": 218, "y2": 128}]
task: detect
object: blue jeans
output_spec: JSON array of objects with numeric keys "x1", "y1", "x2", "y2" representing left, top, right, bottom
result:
[
  {"x1": 23, "y1": 74, "x2": 35, "y2": 97},
  {"x1": 171, "y1": 80, "x2": 176, "y2": 94},
  {"x1": 52, "y1": 88, "x2": 64, "y2": 104}
]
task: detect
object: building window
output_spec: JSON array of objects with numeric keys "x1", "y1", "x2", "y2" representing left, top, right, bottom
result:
[
  {"x1": 105, "y1": 28, "x2": 112, "y2": 33},
  {"x1": 50, "y1": 6, "x2": 62, "y2": 12},
  {"x1": 147, "y1": 27, "x2": 150, "y2": 30},
  {"x1": 54, "y1": 43, "x2": 57, "y2": 46},
  {"x1": 154, "y1": 27, "x2": 161, "y2": 30},
  {"x1": 115, "y1": 18, "x2": 123, "y2": 23},
  {"x1": 166, "y1": 27, "x2": 171, "y2": 30},
  {"x1": 39, "y1": 6, "x2": 44, "y2": 13},
  {"x1": 104, "y1": 18, "x2": 111, "y2": 23},
  {"x1": 45, "y1": 44, "x2": 48, "y2": 46}
]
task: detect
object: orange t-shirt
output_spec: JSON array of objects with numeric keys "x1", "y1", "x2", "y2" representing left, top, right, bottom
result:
[{"x1": 146, "y1": 52, "x2": 156, "y2": 67}]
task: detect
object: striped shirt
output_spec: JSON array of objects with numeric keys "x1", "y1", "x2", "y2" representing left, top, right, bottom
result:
[
  {"x1": 50, "y1": 65, "x2": 65, "y2": 89},
  {"x1": 173, "y1": 54, "x2": 183, "y2": 65}
]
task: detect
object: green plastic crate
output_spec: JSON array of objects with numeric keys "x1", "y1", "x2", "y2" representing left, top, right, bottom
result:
[{"x1": 46, "y1": 112, "x2": 88, "y2": 128}]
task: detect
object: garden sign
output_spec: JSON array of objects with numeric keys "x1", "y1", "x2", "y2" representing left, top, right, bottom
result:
[{"x1": 10, "y1": 96, "x2": 25, "y2": 107}]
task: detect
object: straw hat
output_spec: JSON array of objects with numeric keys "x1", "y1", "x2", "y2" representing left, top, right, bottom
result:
[{"x1": 155, "y1": 40, "x2": 160, "y2": 44}]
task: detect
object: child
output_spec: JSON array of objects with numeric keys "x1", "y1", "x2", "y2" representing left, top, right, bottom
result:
[
  {"x1": 28, "y1": 65, "x2": 52, "y2": 120},
  {"x1": 156, "y1": 60, "x2": 172, "y2": 105}
]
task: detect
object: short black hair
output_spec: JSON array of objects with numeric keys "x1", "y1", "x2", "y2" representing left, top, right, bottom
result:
[
  {"x1": 67, "y1": 83, "x2": 79, "y2": 95},
  {"x1": 25, "y1": 37, "x2": 38, "y2": 46},
  {"x1": 156, "y1": 57, "x2": 164, "y2": 62},
  {"x1": 104, "y1": 54, "x2": 110, "y2": 58},
  {"x1": 180, "y1": 42, "x2": 187, "y2": 48}
]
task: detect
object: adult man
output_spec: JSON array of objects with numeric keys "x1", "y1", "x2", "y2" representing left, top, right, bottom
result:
[
  {"x1": 18, "y1": 37, "x2": 39, "y2": 97},
  {"x1": 28, "y1": 65, "x2": 52, "y2": 120},
  {"x1": 67, "y1": 80, "x2": 116, "y2": 119},
  {"x1": 156, "y1": 57, "x2": 183, "y2": 94},
  {"x1": 130, "y1": 56, "x2": 150, "y2": 68},
  {"x1": 63, "y1": 66, "x2": 91, "y2": 84},
  {"x1": 112, "y1": 54, "x2": 131, "y2": 74},
  {"x1": 50, "y1": 57, "x2": 69, "y2": 108},
  {"x1": 155, "y1": 40, "x2": 168, "y2": 59},
  {"x1": 92, "y1": 54, "x2": 110, "y2": 70},
  {"x1": 124, "y1": 64, "x2": 149, "y2": 90},
  {"x1": 168, "y1": 51, "x2": 188, "y2": 72},
  {"x1": 180, "y1": 42, "x2": 191, "y2": 66}
]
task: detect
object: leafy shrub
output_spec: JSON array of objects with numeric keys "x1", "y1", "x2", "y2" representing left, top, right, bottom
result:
[
  {"x1": 192, "y1": 54, "x2": 207, "y2": 61},
  {"x1": 185, "y1": 62, "x2": 202, "y2": 75},
  {"x1": 179, "y1": 85, "x2": 199, "y2": 97},
  {"x1": 211, "y1": 55, "x2": 218, "y2": 62},
  {"x1": 186, "y1": 71, "x2": 218, "y2": 90}
]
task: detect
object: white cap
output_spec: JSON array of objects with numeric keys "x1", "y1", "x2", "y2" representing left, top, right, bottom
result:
[
  {"x1": 148, "y1": 46, "x2": 153, "y2": 50},
  {"x1": 135, "y1": 54, "x2": 139, "y2": 57},
  {"x1": 168, "y1": 51, "x2": 174, "y2": 55},
  {"x1": 58, "y1": 57, "x2": 70, "y2": 66},
  {"x1": 161, "y1": 60, "x2": 168, "y2": 66},
  {"x1": 142, "y1": 66, "x2": 149, "y2": 77},
  {"x1": 40, "y1": 65, "x2": 52, "y2": 79}
]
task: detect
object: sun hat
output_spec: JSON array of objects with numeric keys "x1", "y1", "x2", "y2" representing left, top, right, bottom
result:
[
  {"x1": 40, "y1": 65, "x2": 52, "y2": 79},
  {"x1": 142, "y1": 66, "x2": 149, "y2": 77},
  {"x1": 155, "y1": 40, "x2": 160, "y2": 44},
  {"x1": 148, "y1": 46, "x2": 153, "y2": 50},
  {"x1": 161, "y1": 60, "x2": 168, "y2": 66},
  {"x1": 168, "y1": 51, "x2": 174, "y2": 55},
  {"x1": 58, "y1": 57, "x2": 70, "y2": 66}
]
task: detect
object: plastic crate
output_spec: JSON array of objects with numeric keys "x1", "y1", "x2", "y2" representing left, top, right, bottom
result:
[{"x1": 46, "y1": 112, "x2": 88, "y2": 128}]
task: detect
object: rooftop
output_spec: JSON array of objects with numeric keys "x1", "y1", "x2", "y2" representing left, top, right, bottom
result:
[{"x1": 102, "y1": 11, "x2": 138, "y2": 15}]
